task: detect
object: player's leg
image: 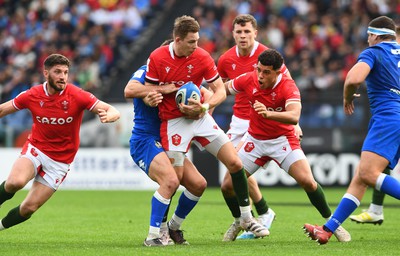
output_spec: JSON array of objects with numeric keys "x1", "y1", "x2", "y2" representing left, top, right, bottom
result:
[
  {"x1": 349, "y1": 167, "x2": 390, "y2": 224},
  {"x1": 215, "y1": 139, "x2": 269, "y2": 239},
  {"x1": 285, "y1": 152, "x2": 351, "y2": 242},
  {"x1": 220, "y1": 170, "x2": 243, "y2": 241},
  {"x1": 305, "y1": 151, "x2": 389, "y2": 244},
  {"x1": 0, "y1": 179, "x2": 55, "y2": 231},
  {"x1": 168, "y1": 158, "x2": 207, "y2": 245},
  {"x1": 144, "y1": 151, "x2": 180, "y2": 246},
  {"x1": 0, "y1": 157, "x2": 36, "y2": 207}
]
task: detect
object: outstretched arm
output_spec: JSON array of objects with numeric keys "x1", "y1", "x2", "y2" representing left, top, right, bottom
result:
[
  {"x1": 0, "y1": 100, "x2": 18, "y2": 118},
  {"x1": 91, "y1": 101, "x2": 120, "y2": 123}
]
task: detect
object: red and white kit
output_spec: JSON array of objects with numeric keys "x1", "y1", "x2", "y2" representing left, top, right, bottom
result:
[
  {"x1": 146, "y1": 42, "x2": 227, "y2": 153},
  {"x1": 217, "y1": 42, "x2": 289, "y2": 146},
  {"x1": 231, "y1": 71, "x2": 305, "y2": 173}
]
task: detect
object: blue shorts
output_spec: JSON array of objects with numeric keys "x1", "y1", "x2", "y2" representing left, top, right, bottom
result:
[
  {"x1": 130, "y1": 134, "x2": 164, "y2": 175},
  {"x1": 362, "y1": 114, "x2": 400, "y2": 169}
]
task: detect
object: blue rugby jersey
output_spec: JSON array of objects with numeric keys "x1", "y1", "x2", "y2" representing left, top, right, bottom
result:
[
  {"x1": 358, "y1": 41, "x2": 400, "y2": 116},
  {"x1": 129, "y1": 65, "x2": 161, "y2": 137}
]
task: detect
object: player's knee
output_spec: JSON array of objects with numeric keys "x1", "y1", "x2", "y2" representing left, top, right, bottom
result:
[
  {"x1": 20, "y1": 202, "x2": 39, "y2": 218},
  {"x1": 164, "y1": 176, "x2": 180, "y2": 192},
  {"x1": 358, "y1": 169, "x2": 377, "y2": 187},
  {"x1": 5, "y1": 178, "x2": 27, "y2": 192}
]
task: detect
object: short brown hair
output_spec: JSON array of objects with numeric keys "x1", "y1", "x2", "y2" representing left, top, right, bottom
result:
[
  {"x1": 44, "y1": 54, "x2": 70, "y2": 70},
  {"x1": 369, "y1": 16, "x2": 396, "y2": 41},
  {"x1": 173, "y1": 15, "x2": 200, "y2": 39},
  {"x1": 232, "y1": 14, "x2": 257, "y2": 29}
]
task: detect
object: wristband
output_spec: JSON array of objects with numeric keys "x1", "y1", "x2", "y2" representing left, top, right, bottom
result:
[{"x1": 201, "y1": 103, "x2": 210, "y2": 112}]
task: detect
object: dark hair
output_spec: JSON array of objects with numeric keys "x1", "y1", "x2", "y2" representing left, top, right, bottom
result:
[
  {"x1": 369, "y1": 16, "x2": 396, "y2": 41},
  {"x1": 173, "y1": 15, "x2": 200, "y2": 39},
  {"x1": 258, "y1": 49, "x2": 283, "y2": 70},
  {"x1": 232, "y1": 14, "x2": 257, "y2": 29},
  {"x1": 44, "y1": 54, "x2": 70, "y2": 70},
  {"x1": 161, "y1": 39, "x2": 174, "y2": 46}
]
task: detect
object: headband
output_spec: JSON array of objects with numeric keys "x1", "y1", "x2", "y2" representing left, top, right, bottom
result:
[{"x1": 367, "y1": 26, "x2": 396, "y2": 36}]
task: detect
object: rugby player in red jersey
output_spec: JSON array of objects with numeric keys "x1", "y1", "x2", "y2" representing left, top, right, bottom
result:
[
  {"x1": 145, "y1": 15, "x2": 269, "y2": 241},
  {"x1": 0, "y1": 53, "x2": 120, "y2": 230}
]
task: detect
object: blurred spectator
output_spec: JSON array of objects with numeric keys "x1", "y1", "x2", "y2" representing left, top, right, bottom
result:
[{"x1": 0, "y1": 0, "x2": 171, "y2": 147}]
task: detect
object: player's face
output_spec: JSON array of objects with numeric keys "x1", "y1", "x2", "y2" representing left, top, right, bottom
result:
[
  {"x1": 44, "y1": 64, "x2": 69, "y2": 93},
  {"x1": 257, "y1": 62, "x2": 280, "y2": 89},
  {"x1": 367, "y1": 33, "x2": 378, "y2": 46},
  {"x1": 232, "y1": 22, "x2": 257, "y2": 53},
  {"x1": 175, "y1": 32, "x2": 199, "y2": 57}
]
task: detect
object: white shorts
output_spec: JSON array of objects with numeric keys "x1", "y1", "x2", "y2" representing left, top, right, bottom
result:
[
  {"x1": 237, "y1": 133, "x2": 305, "y2": 175},
  {"x1": 21, "y1": 143, "x2": 70, "y2": 190},
  {"x1": 161, "y1": 113, "x2": 229, "y2": 156},
  {"x1": 226, "y1": 115, "x2": 249, "y2": 147}
]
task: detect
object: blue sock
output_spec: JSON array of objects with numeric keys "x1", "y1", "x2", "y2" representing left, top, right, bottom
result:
[
  {"x1": 376, "y1": 173, "x2": 400, "y2": 199},
  {"x1": 175, "y1": 189, "x2": 200, "y2": 219},
  {"x1": 150, "y1": 191, "x2": 170, "y2": 228},
  {"x1": 324, "y1": 193, "x2": 360, "y2": 232}
]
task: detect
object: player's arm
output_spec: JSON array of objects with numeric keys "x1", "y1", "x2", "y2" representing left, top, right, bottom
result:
[
  {"x1": 0, "y1": 100, "x2": 18, "y2": 118},
  {"x1": 91, "y1": 101, "x2": 121, "y2": 123},
  {"x1": 343, "y1": 62, "x2": 370, "y2": 115},
  {"x1": 200, "y1": 86, "x2": 215, "y2": 114},
  {"x1": 124, "y1": 80, "x2": 177, "y2": 99},
  {"x1": 254, "y1": 100, "x2": 301, "y2": 125}
]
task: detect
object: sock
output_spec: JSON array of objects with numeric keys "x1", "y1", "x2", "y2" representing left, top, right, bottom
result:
[
  {"x1": 239, "y1": 205, "x2": 252, "y2": 220},
  {"x1": 371, "y1": 168, "x2": 390, "y2": 206},
  {"x1": 222, "y1": 195, "x2": 241, "y2": 218},
  {"x1": 254, "y1": 197, "x2": 269, "y2": 215},
  {"x1": 368, "y1": 203, "x2": 383, "y2": 215},
  {"x1": 230, "y1": 168, "x2": 250, "y2": 207},
  {"x1": 169, "y1": 189, "x2": 200, "y2": 230},
  {"x1": 306, "y1": 183, "x2": 332, "y2": 218},
  {"x1": 376, "y1": 173, "x2": 400, "y2": 199},
  {"x1": 2, "y1": 205, "x2": 30, "y2": 229},
  {"x1": 0, "y1": 181, "x2": 15, "y2": 205},
  {"x1": 324, "y1": 193, "x2": 360, "y2": 233},
  {"x1": 148, "y1": 191, "x2": 170, "y2": 239}
]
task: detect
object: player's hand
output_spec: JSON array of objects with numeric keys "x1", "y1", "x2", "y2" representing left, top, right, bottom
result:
[
  {"x1": 97, "y1": 108, "x2": 120, "y2": 123},
  {"x1": 144, "y1": 91, "x2": 163, "y2": 107},
  {"x1": 294, "y1": 124, "x2": 303, "y2": 142},
  {"x1": 179, "y1": 99, "x2": 204, "y2": 120},
  {"x1": 343, "y1": 93, "x2": 360, "y2": 115},
  {"x1": 253, "y1": 100, "x2": 268, "y2": 118}
]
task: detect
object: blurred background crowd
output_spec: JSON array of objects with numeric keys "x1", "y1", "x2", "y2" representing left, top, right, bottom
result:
[{"x1": 0, "y1": 0, "x2": 399, "y2": 150}]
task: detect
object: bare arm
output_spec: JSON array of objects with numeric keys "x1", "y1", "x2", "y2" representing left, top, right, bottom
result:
[
  {"x1": 91, "y1": 101, "x2": 120, "y2": 123},
  {"x1": 124, "y1": 80, "x2": 177, "y2": 99},
  {"x1": 254, "y1": 100, "x2": 301, "y2": 125},
  {"x1": 343, "y1": 62, "x2": 370, "y2": 115},
  {"x1": 0, "y1": 100, "x2": 18, "y2": 118}
]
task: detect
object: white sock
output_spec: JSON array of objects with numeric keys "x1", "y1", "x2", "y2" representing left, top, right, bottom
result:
[
  {"x1": 368, "y1": 203, "x2": 383, "y2": 214},
  {"x1": 240, "y1": 205, "x2": 252, "y2": 220},
  {"x1": 169, "y1": 214, "x2": 184, "y2": 230},
  {"x1": 147, "y1": 226, "x2": 160, "y2": 240}
]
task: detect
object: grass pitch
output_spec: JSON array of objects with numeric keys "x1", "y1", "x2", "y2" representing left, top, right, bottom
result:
[{"x1": 0, "y1": 187, "x2": 399, "y2": 256}]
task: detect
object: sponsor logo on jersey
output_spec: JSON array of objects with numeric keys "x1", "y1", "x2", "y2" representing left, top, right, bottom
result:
[{"x1": 36, "y1": 116, "x2": 73, "y2": 124}]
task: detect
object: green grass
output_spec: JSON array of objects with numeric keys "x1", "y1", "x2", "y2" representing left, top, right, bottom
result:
[{"x1": 0, "y1": 188, "x2": 399, "y2": 256}]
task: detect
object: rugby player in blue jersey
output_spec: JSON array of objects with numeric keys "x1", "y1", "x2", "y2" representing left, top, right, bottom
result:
[
  {"x1": 124, "y1": 63, "x2": 210, "y2": 246},
  {"x1": 304, "y1": 15, "x2": 400, "y2": 245}
]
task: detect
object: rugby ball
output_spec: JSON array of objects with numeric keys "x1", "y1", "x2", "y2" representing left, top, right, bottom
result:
[{"x1": 175, "y1": 81, "x2": 201, "y2": 106}]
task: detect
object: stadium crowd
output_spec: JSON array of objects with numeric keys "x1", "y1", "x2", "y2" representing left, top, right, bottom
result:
[
  {"x1": 0, "y1": 0, "x2": 399, "y2": 147},
  {"x1": 0, "y1": 0, "x2": 171, "y2": 146}
]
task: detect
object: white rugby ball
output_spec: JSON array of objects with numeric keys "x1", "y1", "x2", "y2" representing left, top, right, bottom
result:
[{"x1": 175, "y1": 81, "x2": 201, "y2": 106}]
